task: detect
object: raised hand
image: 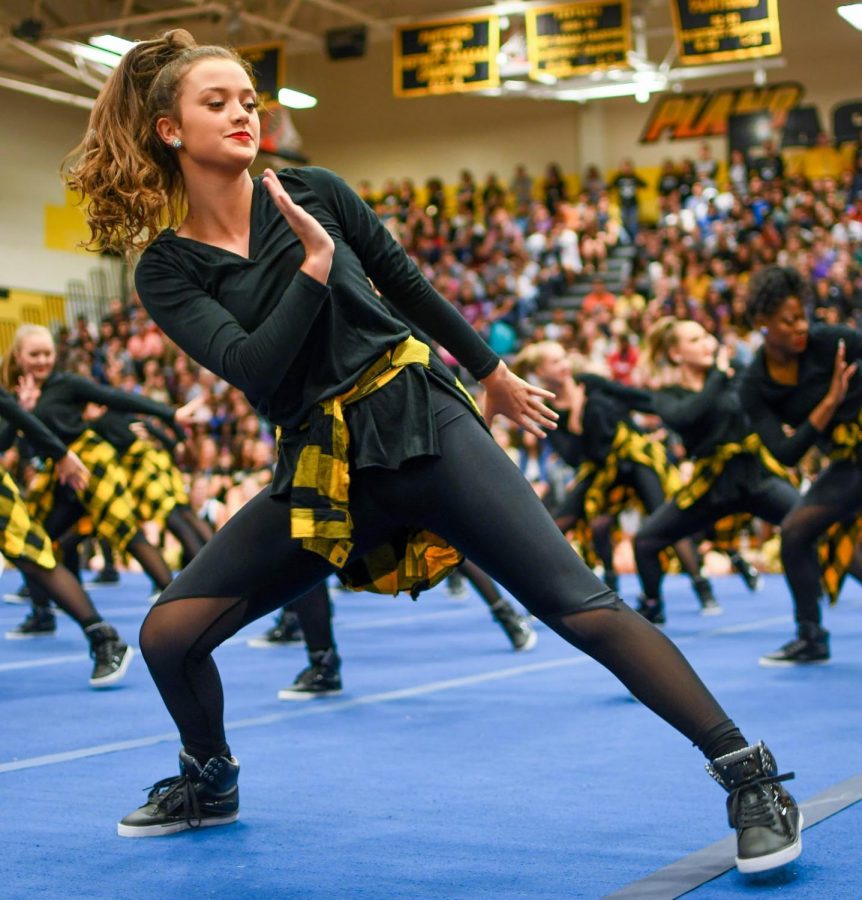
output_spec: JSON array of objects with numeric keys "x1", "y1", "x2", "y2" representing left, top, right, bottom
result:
[
  {"x1": 481, "y1": 361, "x2": 559, "y2": 438},
  {"x1": 826, "y1": 339, "x2": 857, "y2": 406},
  {"x1": 55, "y1": 451, "x2": 90, "y2": 493},
  {"x1": 16, "y1": 374, "x2": 41, "y2": 411},
  {"x1": 261, "y1": 168, "x2": 334, "y2": 284}
]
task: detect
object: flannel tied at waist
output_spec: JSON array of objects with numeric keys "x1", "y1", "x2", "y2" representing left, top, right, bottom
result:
[
  {"x1": 675, "y1": 433, "x2": 787, "y2": 510},
  {"x1": 287, "y1": 335, "x2": 469, "y2": 598},
  {"x1": 576, "y1": 421, "x2": 679, "y2": 522},
  {"x1": 816, "y1": 409, "x2": 862, "y2": 603}
]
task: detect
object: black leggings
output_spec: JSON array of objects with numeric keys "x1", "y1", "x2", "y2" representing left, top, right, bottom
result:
[
  {"x1": 635, "y1": 465, "x2": 799, "y2": 602},
  {"x1": 140, "y1": 389, "x2": 733, "y2": 762},
  {"x1": 780, "y1": 460, "x2": 862, "y2": 625}
]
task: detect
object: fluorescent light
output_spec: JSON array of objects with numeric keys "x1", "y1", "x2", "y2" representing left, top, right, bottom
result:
[
  {"x1": 557, "y1": 76, "x2": 666, "y2": 102},
  {"x1": 89, "y1": 34, "x2": 137, "y2": 55},
  {"x1": 69, "y1": 42, "x2": 126, "y2": 68},
  {"x1": 277, "y1": 87, "x2": 317, "y2": 109},
  {"x1": 837, "y1": 4, "x2": 862, "y2": 29}
]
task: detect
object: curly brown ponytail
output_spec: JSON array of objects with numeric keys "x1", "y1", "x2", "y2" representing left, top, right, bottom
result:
[{"x1": 63, "y1": 29, "x2": 250, "y2": 253}]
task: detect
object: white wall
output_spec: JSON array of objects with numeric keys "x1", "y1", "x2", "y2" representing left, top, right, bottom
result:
[{"x1": 0, "y1": 97, "x2": 122, "y2": 295}]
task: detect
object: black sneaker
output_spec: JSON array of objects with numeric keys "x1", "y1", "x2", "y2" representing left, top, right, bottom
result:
[
  {"x1": 636, "y1": 596, "x2": 666, "y2": 625},
  {"x1": 5, "y1": 610, "x2": 56, "y2": 639},
  {"x1": 490, "y1": 600, "x2": 537, "y2": 651},
  {"x1": 117, "y1": 750, "x2": 239, "y2": 837},
  {"x1": 278, "y1": 648, "x2": 342, "y2": 700},
  {"x1": 731, "y1": 553, "x2": 763, "y2": 593},
  {"x1": 86, "y1": 623, "x2": 134, "y2": 687},
  {"x1": 694, "y1": 577, "x2": 723, "y2": 616},
  {"x1": 759, "y1": 623, "x2": 830, "y2": 667},
  {"x1": 90, "y1": 569, "x2": 120, "y2": 586},
  {"x1": 3, "y1": 582, "x2": 30, "y2": 604},
  {"x1": 247, "y1": 609, "x2": 304, "y2": 648},
  {"x1": 706, "y1": 741, "x2": 802, "y2": 874}
]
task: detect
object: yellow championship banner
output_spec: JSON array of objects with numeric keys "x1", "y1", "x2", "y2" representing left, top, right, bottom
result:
[
  {"x1": 238, "y1": 41, "x2": 286, "y2": 107},
  {"x1": 526, "y1": 1, "x2": 631, "y2": 80},
  {"x1": 393, "y1": 16, "x2": 500, "y2": 97},
  {"x1": 669, "y1": 0, "x2": 781, "y2": 64}
]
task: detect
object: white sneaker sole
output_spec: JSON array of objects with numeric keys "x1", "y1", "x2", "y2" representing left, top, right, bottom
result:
[
  {"x1": 758, "y1": 656, "x2": 829, "y2": 668},
  {"x1": 117, "y1": 811, "x2": 238, "y2": 838},
  {"x1": 699, "y1": 606, "x2": 724, "y2": 616},
  {"x1": 513, "y1": 630, "x2": 538, "y2": 652},
  {"x1": 5, "y1": 629, "x2": 56, "y2": 640},
  {"x1": 277, "y1": 687, "x2": 342, "y2": 701},
  {"x1": 736, "y1": 811, "x2": 803, "y2": 873},
  {"x1": 2, "y1": 594, "x2": 29, "y2": 604},
  {"x1": 90, "y1": 646, "x2": 135, "y2": 688},
  {"x1": 246, "y1": 638, "x2": 303, "y2": 648}
]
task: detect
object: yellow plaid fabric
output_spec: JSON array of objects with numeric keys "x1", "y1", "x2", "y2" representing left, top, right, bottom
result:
[
  {"x1": 710, "y1": 513, "x2": 751, "y2": 553},
  {"x1": 0, "y1": 467, "x2": 55, "y2": 568},
  {"x1": 576, "y1": 422, "x2": 680, "y2": 522},
  {"x1": 288, "y1": 336, "x2": 468, "y2": 598},
  {"x1": 675, "y1": 433, "x2": 787, "y2": 510},
  {"x1": 26, "y1": 430, "x2": 139, "y2": 553},
  {"x1": 121, "y1": 441, "x2": 189, "y2": 526}
]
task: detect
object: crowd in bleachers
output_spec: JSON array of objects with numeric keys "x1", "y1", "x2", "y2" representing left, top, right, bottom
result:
[{"x1": 22, "y1": 132, "x2": 862, "y2": 567}]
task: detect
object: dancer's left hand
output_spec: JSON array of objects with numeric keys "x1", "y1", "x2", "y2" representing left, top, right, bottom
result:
[
  {"x1": 481, "y1": 361, "x2": 558, "y2": 438},
  {"x1": 16, "y1": 374, "x2": 40, "y2": 411}
]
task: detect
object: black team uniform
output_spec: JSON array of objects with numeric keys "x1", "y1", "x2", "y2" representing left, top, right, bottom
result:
[
  {"x1": 123, "y1": 166, "x2": 799, "y2": 874},
  {"x1": 740, "y1": 323, "x2": 862, "y2": 663},
  {"x1": 547, "y1": 373, "x2": 716, "y2": 616},
  {"x1": 0, "y1": 387, "x2": 132, "y2": 685},
  {"x1": 635, "y1": 367, "x2": 799, "y2": 628}
]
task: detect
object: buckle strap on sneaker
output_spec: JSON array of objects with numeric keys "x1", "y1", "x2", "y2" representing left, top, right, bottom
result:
[
  {"x1": 726, "y1": 771, "x2": 795, "y2": 829},
  {"x1": 145, "y1": 775, "x2": 202, "y2": 829}
]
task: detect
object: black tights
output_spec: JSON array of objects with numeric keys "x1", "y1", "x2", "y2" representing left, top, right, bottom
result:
[
  {"x1": 636, "y1": 466, "x2": 800, "y2": 603},
  {"x1": 780, "y1": 460, "x2": 862, "y2": 625},
  {"x1": 139, "y1": 390, "x2": 736, "y2": 762},
  {"x1": 18, "y1": 557, "x2": 101, "y2": 630}
]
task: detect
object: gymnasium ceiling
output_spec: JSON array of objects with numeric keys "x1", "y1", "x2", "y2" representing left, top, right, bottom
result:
[{"x1": 0, "y1": 0, "x2": 859, "y2": 109}]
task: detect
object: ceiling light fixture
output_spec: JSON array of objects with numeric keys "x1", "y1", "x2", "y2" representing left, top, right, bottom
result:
[
  {"x1": 278, "y1": 87, "x2": 318, "y2": 109},
  {"x1": 837, "y1": 3, "x2": 862, "y2": 30}
]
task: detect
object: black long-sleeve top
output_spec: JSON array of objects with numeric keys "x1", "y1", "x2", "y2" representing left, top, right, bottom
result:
[
  {"x1": 739, "y1": 324, "x2": 862, "y2": 466},
  {"x1": 135, "y1": 167, "x2": 500, "y2": 442},
  {"x1": 29, "y1": 372, "x2": 177, "y2": 447},
  {"x1": 89, "y1": 409, "x2": 181, "y2": 455},
  {"x1": 547, "y1": 374, "x2": 654, "y2": 467},
  {"x1": 651, "y1": 369, "x2": 748, "y2": 459},
  {"x1": 0, "y1": 385, "x2": 68, "y2": 460}
]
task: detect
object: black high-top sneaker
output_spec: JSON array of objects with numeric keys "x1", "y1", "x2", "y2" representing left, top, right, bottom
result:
[
  {"x1": 277, "y1": 648, "x2": 342, "y2": 700},
  {"x1": 694, "y1": 576, "x2": 723, "y2": 616},
  {"x1": 117, "y1": 750, "x2": 239, "y2": 837},
  {"x1": 706, "y1": 742, "x2": 802, "y2": 873},
  {"x1": 759, "y1": 622, "x2": 830, "y2": 667},
  {"x1": 730, "y1": 552, "x2": 763, "y2": 593},
  {"x1": 247, "y1": 608, "x2": 304, "y2": 648},
  {"x1": 5, "y1": 608, "x2": 56, "y2": 639},
  {"x1": 489, "y1": 599, "x2": 537, "y2": 651},
  {"x1": 635, "y1": 596, "x2": 666, "y2": 625},
  {"x1": 3, "y1": 582, "x2": 30, "y2": 604},
  {"x1": 86, "y1": 623, "x2": 134, "y2": 688}
]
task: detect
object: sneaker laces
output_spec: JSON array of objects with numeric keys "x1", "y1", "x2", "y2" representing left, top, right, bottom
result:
[
  {"x1": 144, "y1": 775, "x2": 203, "y2": 829},
  {"x1": 728, "y1": 771, "x2": 795, "y2": 829}
]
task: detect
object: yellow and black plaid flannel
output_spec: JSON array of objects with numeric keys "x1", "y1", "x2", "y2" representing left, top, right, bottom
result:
[
  {"x1": 121, "y1": 441, "x2": 189, "y2": 526},
  {"x1": 26, "y1": 430, "x2": 139, "y2": 553},
  {"x1": 0, "y1": 466, "x2": 55, "y2": 568}
]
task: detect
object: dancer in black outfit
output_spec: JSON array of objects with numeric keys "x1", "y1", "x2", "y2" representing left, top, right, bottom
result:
[
  {"x1": 741, "y1": 265, "x2": 862, "y2": 664},
  {"x1": 634, "y1": 318, "x2": 800, "y2": 627},
  {"x1": 0, "y1": 387, "x2": 133, "y2": 685},
  {"x1": 515, "y1": 340, "x2": 719, "y2": 618},
  {"x1": 0, "y1": 325, "x2": 178, "y2": 613},
  {"x1": 65, "y1": 31, "x2": 800, "y2": 873}
]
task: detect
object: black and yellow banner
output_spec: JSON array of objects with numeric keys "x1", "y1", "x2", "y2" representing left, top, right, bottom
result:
[
  {"x1": 670, "y1": 0, "x2": 781, "y2": 64},
  {"x1": 238, "y1": 41, "x2": 286, "y2": 107},
  {"x1": 525, "y1": 1, "x2": 631, "y2": 79},
  {"x1": 393, "y1": 16, "x2": 500, "y2": 97}
]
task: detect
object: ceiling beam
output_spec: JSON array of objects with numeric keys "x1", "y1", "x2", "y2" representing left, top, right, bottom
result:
[
  {"x1": 8, "y1": 35, "x2": 103, "y2": 90},
  {"x1": 302, "y1": 0, "x2": 389, "y2": 30},
  {"x1": 50, "y1": 4, "x2": 226, "y2": 38},
  {"x1": 0, "y1": 71, "x2": 95, "y2": 108}
]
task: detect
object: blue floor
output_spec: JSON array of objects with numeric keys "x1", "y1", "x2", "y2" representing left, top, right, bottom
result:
[{"x1": 1, "y1": 568, "x2": 859, "y2": 898}]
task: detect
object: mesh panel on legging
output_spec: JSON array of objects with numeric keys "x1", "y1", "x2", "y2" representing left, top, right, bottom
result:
[
  {"x1": 780, "y1": 460, "x2": 862, "y2": 625},
  {"x1": 16, "y1": 558, "x2": 99, "y2": 628}
]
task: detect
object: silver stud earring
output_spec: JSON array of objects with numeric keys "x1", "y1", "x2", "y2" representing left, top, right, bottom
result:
[{"x1": 171, "y1": 138, "x2": 183, "y2": 149}]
